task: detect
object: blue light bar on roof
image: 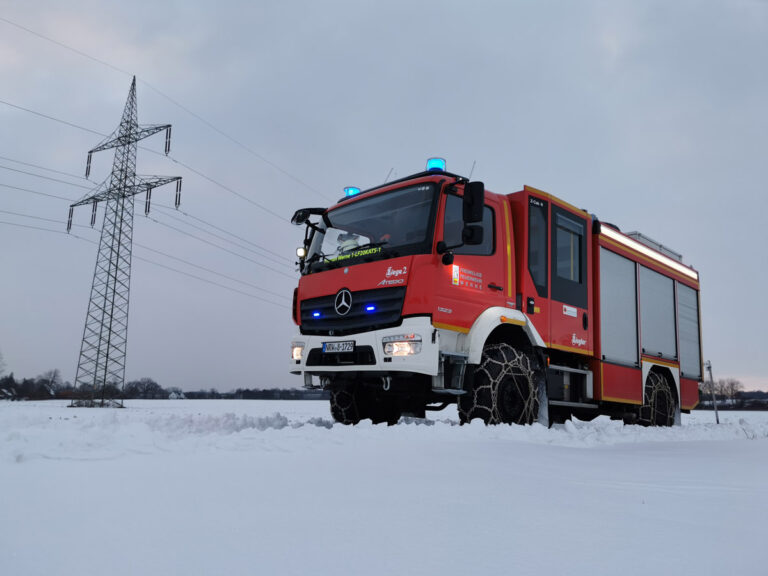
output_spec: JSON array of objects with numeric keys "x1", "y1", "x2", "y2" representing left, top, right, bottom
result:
[
  {"x1": 426, "y1": 157, "x2": 446, "y2": 172},
  {"x1": 344, "y1": 186, "x2": 361, "y2": 197}
]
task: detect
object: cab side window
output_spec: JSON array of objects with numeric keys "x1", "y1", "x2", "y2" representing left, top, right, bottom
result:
[
  {"x1": 443, "y1": 194, "x2": 495, "y2": 255},
  {"x1": 551, "y1": 206, "x2": 587, "y2": 308}
]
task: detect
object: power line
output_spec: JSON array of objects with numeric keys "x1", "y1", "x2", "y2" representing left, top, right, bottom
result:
[
  {"x1": 0, "y1": 98, "x2": 301, "y2": 224},
  {"x1": 139, "y1": 81, "x2": 335, "y2": 203},
  {"x1": 133, "y1": 241, "x2": 291, "y2": 302},
  {"x1": 1, "y1": 175, "x2": 295, "y2": 274},
  {"x1": 161, "y1": 153, "x2": 289, "y2": 222},
  {"x1": 0, "y1": 154, "x2": 90, "y2": 181},
  {"x1": 147, "y1": 215, "x2": 298, "y2": 280},
  {"x1": 153, "y1": 204, "x2": 293, "y2": 267},
  {"x1": 0, "y1": 163, "x2": 99, "y2": 190},
  {"x1": 0, "y1": 97, "x2": 106, "y2": 137},
  {"x1": 0, "y1": 15, "x2": 336, "y2": 204},
  {"x1": 0, "y1": 219, "x2": 95, "y2": 244},
  {"x1": 0, "y1": 182, "x2": 77, "y2": 202},
  {"x1": 0, "y1": 208, "x2": 94, "y2": 230},
  {"x1": 0, "y1": 218, "x2": 288, "y2": 308},
  {"x1": 0, "y1": 16, "x2": 131, "y2": 77}
]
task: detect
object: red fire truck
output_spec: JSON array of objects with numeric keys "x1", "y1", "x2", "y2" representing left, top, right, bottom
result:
[{"x1": 289, "y1": 159, "x2": 702, "y2": 426}]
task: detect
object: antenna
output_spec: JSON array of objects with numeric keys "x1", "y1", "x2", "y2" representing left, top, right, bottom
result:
[
  {"x1": 68, "y1": 77, "x2": 182, "y2": 407},
  {"x1": 468, "y1": 160, "x2": 476, "y2": 180}
]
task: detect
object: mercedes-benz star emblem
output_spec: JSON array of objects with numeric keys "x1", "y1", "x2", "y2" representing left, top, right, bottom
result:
[{"x1": 334, "y1": 289, "x2": 352, "y2": 316}]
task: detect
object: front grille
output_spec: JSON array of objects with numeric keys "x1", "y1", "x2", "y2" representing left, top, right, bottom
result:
[
  {"x1": 306, "y1": 345, "x2": 376, "y2": 366},
  {"x1": 300, "y1": 286, "x2": 406, "y2": 336}
]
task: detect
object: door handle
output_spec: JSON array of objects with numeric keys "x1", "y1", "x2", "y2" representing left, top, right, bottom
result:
[{"x1": 488, "y1": 283, "x2": 503, "y2": 292}]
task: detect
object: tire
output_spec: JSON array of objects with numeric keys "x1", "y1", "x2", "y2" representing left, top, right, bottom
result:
[
  {"x1": 329, "y1": 387, "x2": 361, "y2": 425},
  {"x1": 459, "y1": 343, "x2": 540, "y2": 425},
  {"x1": 640, "y1": 371, "x2": 676, "y2": 427},
  {"x1": 366, "y1": 395, "x2": 401, "y2": 426}
]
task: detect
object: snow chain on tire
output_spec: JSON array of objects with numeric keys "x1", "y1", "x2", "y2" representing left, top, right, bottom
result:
[
  {"x1": 458, "y1": 343, "x2": 540, "y2": 425},
  {"x1": 639, "y1": 371, "x2": 676, "y2": 427},
  {"x1": 330, "y1": 388, "x2": 360, "y2": 425}
]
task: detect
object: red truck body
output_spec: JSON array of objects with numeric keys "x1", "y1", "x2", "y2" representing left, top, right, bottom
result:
[{"x1": 290, "y1": 164, "x2": 702, "y2": 425}]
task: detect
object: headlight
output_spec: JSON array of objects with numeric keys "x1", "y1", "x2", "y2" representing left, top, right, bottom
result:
[
  {"x1": 291, "y1": 341, "x2": 305, "y2": 361},
  {"x1": 382, "y1": 334, "x2": 422, "y2": 356}
]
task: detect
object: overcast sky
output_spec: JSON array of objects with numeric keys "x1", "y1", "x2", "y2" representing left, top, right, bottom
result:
[{"x1": 1, "y1": 0, "x2": 766, "y2": 392}]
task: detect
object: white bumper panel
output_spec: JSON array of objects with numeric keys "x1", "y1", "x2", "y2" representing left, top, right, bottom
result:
[{"x1": 289, "y1": 316, "x2": 440, "y2": 376}]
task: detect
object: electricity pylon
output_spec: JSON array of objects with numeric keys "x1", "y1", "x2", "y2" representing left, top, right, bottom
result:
[{"x1": 68, "y1": 76, "x2": 182, "y2": 406}]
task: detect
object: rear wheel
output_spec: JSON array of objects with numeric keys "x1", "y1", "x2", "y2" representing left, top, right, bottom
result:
[{"x1": 640, "y1": 371, "x2": 676, "y2": 427}]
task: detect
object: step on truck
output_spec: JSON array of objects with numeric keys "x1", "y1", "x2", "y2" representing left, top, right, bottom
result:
[{"x1": 289, "y1": 159, "x2": 702, "y2": 426}]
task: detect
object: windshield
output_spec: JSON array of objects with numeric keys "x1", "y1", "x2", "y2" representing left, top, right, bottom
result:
[{"x1": 305, "y1": 183, "x2": 437, "y2": 273}]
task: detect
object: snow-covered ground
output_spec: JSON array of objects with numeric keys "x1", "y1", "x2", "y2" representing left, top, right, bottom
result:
[{"x1": 2, "y1": 400, "x2": 767, "y2": 576}]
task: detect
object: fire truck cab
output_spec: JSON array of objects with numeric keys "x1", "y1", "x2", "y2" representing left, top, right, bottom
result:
[{"x1": 290, "y1": 160, "x2": 702, "y2": 426}]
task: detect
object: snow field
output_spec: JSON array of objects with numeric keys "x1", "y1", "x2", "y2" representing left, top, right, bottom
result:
[{"x1": 1, "y1": 400, "x2": 767, "y2": 576}]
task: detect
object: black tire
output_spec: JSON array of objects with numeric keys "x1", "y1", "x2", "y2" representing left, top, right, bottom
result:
[
  {"x1": 366, "y1": 395, "x2": 401, "y2": 426},
  {"x1": 640, "y1": 371, "x2": 676, "y2": 427},
  {"x1": 459, "y1": 343, "x2": 540, "y2": 425},
  {"x1": 458, "y1": 364, "x2": 495, "y2": 425},
  {"x1": 329, "y1": 387, "x2": 361, "y2": 425}
]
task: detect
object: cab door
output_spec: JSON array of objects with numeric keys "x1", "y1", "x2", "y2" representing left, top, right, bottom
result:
[
  {"x1": 548, "y1": 205, "x2": 592, "y2": 355},
  {"x1": 432, "y1": 191, "x2": 506, "y2": 331}
]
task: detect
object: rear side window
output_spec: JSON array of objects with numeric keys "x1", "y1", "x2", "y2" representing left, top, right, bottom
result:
[{"x1": 443, "y1": 194, "x2": 495, "y2": 255}]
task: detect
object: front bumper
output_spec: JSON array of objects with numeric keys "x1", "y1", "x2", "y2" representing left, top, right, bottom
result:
[{"x1": 289, "y1": 316, "x2": 440, "y2": 378}]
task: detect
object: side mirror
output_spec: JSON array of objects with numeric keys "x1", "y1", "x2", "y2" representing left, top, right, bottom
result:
[
  {"x1": 463, "y1": 181, "x2": 484, "y2": 224},
  {"x1": 291, "y1": 209, "x2": 310, "y2": 225},
  {"x1": 291, "y1": 207, "x2": 326, "y2": 226},
  {"x1": 462, "y1": 224, "x2": 484, "y2": 246}
]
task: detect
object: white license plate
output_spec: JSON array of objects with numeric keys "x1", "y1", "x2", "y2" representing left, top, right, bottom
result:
[{"x1": 323, "y1": 341, "x2": 355, "y2": 353}]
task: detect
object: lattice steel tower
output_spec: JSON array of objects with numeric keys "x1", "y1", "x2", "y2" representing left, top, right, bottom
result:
[{"x1": 68, "y1": 77, "x2": 182, "y2": 405}]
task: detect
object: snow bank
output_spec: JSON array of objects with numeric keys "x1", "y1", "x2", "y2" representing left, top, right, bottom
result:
[{"x1": 1, "y1": 401, "x2": 766, "y2": 576}]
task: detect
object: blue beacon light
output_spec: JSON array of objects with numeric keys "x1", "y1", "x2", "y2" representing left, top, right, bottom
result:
[
  {"x1": 426, "y1": 157, "x2": 446, "y2": 172},
  {"x1": 344, "y1": 186, "x2": 361, "y2": 197},
  {"x1": 365, "y1": 305, "x2": 376, "y2": 313},
  {"x1": 312, "y1": 311, "x2": 321, "y2": 318}
]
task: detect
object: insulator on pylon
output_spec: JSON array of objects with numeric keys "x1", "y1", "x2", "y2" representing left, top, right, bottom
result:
[
  {"x1": 90, "y1": 200, "x2": 97, "y2": 227},
  {"x1": 67, "y1": 206, "x2": 73, "y2": 233},
  {"x1": 175, "y1": 179, "x2": 182, "y2": 208},
  {"x1": 85, "y1": 152, "x2": 92, "y2": 179},
  {"x1": 145, "y1": 188, "x2": 153, "y2": 216},
  {"x1": 165, "y1": 126, "x2": 172, "y2": 155}
]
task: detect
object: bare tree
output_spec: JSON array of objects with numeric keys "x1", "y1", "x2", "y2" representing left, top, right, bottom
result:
[{"x1": 716, "y1": 378, "x2": 743, "y2": 404}]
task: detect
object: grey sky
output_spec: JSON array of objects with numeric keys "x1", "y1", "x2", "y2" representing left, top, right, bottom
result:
[{"x1": 1, "y1": 0, "x2": 766, "y2": 391}]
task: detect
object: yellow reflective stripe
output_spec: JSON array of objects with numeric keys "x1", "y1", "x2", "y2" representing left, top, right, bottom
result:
[
  {"x1": 433, "y1": 322, "x2": 470, "y2": 334},
  {"x1": 503, "y1": 202, "x2": 512, "y2": 298}
]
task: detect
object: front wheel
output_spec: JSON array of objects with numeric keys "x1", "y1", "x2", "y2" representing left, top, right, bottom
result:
[
  {"x1": 329, "y1": 387, "x2": 361, "y2": 425},
  {"x1": 459, "y1": 343, "x2": 541, "y2": 425}
]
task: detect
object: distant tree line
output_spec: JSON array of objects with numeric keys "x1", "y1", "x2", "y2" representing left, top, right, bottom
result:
[
  {"x1": 0, "y1": 351, "x2": 328, "y2": 401},
  {"x1": 698, "y1": 379, "x2": 768, "y2": 410},
  {"x1": 0, "y1": 348, "x2": 757, "y2": 405}
]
